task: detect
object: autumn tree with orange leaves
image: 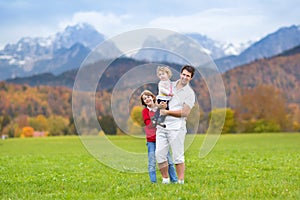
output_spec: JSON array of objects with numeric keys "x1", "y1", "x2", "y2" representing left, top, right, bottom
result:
[{"x1": 235, "y1": 85, "x2": 291, "y2": 132}]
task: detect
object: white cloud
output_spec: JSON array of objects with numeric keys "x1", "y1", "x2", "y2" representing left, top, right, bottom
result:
[
  {"x1": 59, "y1": 11, "x2": 133, "y2": 37},
  {"x1": 0, "y1": 2, "x2": 299, "y2": 49},
  {"x1": 56, "y1": 9, "x2": 271, "y2": 45},
  {"x1": 147, "y1": 8, "x2": 271, "y2": 44}
]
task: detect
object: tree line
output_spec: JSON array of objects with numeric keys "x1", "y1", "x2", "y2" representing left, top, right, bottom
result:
[{"x1": 1, "y1": 82, "x2": 300, "y2": 138}]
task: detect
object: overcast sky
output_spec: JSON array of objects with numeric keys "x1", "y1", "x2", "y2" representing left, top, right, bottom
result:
[{"x1": 0, "y1": 0, "x2": 299, "y2": 49}]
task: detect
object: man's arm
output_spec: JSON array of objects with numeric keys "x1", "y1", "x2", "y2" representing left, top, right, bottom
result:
[{"x1": 160, "y1": 103, "x2": 191, "y2": 118}]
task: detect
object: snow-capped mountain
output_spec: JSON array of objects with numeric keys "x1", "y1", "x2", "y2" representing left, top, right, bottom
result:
[
  {"x1": 185, "y1": 33, "x2": 227, "y2": 59},
  {"x1": 238, "y1": 25, "x2": 300, "y2": 62},
  {"x1": 131, "y1": 32, "x2": 250, "y2": 66},
  {"x1": 215, "y1": 25, "x2": 300, "y2": 72},
  {"x1": 186, "y1": 33, "x2": 251, "y2": 58},
  {"x1": 1, "y1": 23, "x2": 300, "y2": 81},
  {"x1": 222, "y1": 41, "x2": 253, "y2": 56},
  {"x1": 0, "y1": 23, "x2": 107, "y2": 80},
  {"x1": 133, "y1": 25, "x2": 300, "y2": 72},
  {"x1": 1, "y1": 24, "x2": 242, "y2": 80},
  {"x1": 52, "y1": 23, "x2": 105, "y2": 50},
  {"x1": 2, "y1": 23, "x2": 104, "y2": 68}
]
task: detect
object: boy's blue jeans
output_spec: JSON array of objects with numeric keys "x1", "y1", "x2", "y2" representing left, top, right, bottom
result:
[{"x1": 147, "y1": 142, "x2": 178, "y2": 183}]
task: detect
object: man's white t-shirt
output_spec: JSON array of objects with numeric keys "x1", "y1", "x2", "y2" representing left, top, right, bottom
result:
[{"x1": 163, "y1": 80, "x2": 195, "y2": 130}]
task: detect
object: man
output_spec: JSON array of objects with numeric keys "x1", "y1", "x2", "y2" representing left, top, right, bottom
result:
[{"x1": 155, "y1": 65, "x2": 196, "y2": 184}]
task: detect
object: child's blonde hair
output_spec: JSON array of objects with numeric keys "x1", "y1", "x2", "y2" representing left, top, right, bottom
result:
[{"x1": 156, "y1": 66, "x2": 172, "y2": 79}]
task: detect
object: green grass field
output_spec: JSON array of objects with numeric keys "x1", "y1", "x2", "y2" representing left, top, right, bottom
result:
[{"x1": 0, "y1": 134, "x2": 299, "y2": 200}]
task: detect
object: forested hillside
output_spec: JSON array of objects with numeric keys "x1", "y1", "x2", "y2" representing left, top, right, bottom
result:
[{"x1": 192, "y1": 45, "x2": 300, "y2": 133}]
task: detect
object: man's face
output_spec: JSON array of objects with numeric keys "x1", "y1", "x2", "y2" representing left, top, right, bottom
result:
[{"x1": 180, "y1": 69, "x2": 192, "y2": 85}]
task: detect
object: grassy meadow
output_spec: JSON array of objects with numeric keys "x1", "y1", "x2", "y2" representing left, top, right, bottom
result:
[{"x1": 0, "y1": 133, "x2": 299, "y2": 199}]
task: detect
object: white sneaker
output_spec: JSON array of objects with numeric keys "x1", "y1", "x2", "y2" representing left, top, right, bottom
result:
[
  {"x1": 162, "y1": 178, "x2": 170, "y2": 184},
  {"x1": 178, "y1": 180, "x2": 184, "y2": 184}
]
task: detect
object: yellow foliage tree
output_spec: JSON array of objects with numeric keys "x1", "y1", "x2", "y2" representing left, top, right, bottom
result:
[
  {"x1": 22, "y1": 126, "x2": 34, "y2": 137},
  {"x1": 128, "y1": 106, "x2": 144, "y2": 135},
  {"x1": 130, "y1": 106, "x2": 144, "y2": 127},
  {"x1": 209, "y1": 108, "x2": 237, "y2": 134}
]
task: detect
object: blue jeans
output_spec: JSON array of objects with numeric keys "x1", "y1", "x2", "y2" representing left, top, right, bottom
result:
[{"x1": 147, "y1": 142, "x2": 178, "y2": 183}]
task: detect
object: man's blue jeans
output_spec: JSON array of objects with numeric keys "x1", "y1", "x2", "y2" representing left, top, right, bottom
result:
[{"x1": 147, "y1": 142, "x2": 178, "y2": 183}]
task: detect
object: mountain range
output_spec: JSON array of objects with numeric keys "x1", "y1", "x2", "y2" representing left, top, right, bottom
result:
[
  {"x1": 198, "y1": 44, "x2": 300, "y2": 111},
  {"x1": 1, "y1": 23, "x2": 300, "y2": 82},
  {"x1": 5, "y1": 43, "x2": 300, "y2": 114},
  {"x1": 215, "y1": 25, "x2": 300, "y2": 72}
]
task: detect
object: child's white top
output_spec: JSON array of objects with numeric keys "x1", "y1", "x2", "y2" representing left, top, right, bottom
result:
[{"x1": 157, "y1": 80, "x2": 172, "y2": 100}]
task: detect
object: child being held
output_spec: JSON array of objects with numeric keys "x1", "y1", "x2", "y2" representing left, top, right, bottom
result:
[{"x1": 152, "y1": 65, "x2": 173, "y2": 127}]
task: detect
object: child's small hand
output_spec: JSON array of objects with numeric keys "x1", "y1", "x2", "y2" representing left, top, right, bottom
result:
[{"x1": 158, "y1": 102, "x2": 167, "y2": 109}]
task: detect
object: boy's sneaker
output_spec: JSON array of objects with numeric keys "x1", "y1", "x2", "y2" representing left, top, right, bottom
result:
[
  {"x1": 162, "y1": 178, "x2": 170, "y2": 184},
  {"x1": 178, "y1": 180, "x2": 184, "y2": 184}
]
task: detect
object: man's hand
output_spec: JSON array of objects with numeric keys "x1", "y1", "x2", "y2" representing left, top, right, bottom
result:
[
  {"x1": 160, "y1": 109, "x2": 168, "y2": 116},
  {"x1": 160, "y1": 104, "x2": 192, "y2": 118}
]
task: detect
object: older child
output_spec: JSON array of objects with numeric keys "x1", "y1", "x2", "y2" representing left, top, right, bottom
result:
[{"x1": 140, "y1": 90, "x2": 177, "y2": 184}]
